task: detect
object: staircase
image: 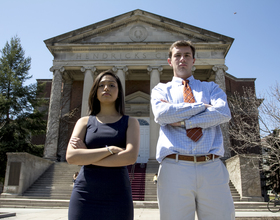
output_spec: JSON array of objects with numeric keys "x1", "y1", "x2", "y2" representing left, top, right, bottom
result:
[
  {"x1": 0, "y1": 162, "x2": 270, "y2": 211},
  {"x1": 23, "y1": 162, "x2": 80, "y2": 199},
  {"x1": 22, "y1": 162, "x2": 147, "y2": 200},
  {"x1": 127, "y1": 163, "x2": 146, "y2": 201},
  {"x1": 230, "y1": 180, "x2": 241, "y2": 201},
  {"x1": 144, "y1": 160, "x2": 159, "y2": 201}
]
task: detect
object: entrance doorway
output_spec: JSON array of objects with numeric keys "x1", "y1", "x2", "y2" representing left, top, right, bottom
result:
[{"x1": 136, "y1": 118, "x2": 150, "y2": 163}]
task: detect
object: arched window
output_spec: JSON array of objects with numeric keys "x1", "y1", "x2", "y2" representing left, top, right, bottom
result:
[{"x1": 137, "y1": 119, "x2": 149, "y2": 126}]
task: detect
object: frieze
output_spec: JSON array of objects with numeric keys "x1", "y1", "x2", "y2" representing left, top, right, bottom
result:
[
  {"x1": 54, "y1": 52, "x2": 170, "y2": 61},
  {"x1": 53, "y1": 50, "x2": 224, "y2": 61}
]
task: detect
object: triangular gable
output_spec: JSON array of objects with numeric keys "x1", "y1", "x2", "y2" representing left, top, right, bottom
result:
[
  {"x1": 126, "y1": 91, "x2": 150, "y2": 104},
  {"x1": 44, "y1": 9, "x2": 233, "y2": 48}
]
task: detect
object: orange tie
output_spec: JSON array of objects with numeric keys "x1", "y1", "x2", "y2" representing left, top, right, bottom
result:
[{"x1": 183, "y1": 80, "x2": 203, "y2": 142}]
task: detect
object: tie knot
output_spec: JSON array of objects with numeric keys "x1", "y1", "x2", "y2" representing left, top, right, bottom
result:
[{"x1": 182, "y1": 80, "x2": 189, "y2": 86}]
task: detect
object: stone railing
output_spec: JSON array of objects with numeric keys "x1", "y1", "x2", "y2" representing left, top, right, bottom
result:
[
  {"x1": 225, "y1": 154, "x2": 263, "y2": 201},
  {"x1": 2, "y1": 152, "x2": 53, "y2": 196}
]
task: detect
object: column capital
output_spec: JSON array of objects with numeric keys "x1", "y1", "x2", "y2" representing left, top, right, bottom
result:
[
  {"x1": 213, "y1": 64, "x2": 227, "y2": 92},
  {"x1": 212, "y1": 64, "x2": 228, "y2": 72},
  {"x1": 50, "y1": 66, "x2": 65, "y2": 73},
  {"x1": 147, "y1": 65, "x2": 163, "y2": 74},
  {"x1": 112, "y1": 66, "x2": 128, "y2": 73},
  {"x1": 81, "y1": 66, "x2": 96, "y2": 73},
  {"x1": 191, "y1": 66, "x2": 196, "y2": 72}
]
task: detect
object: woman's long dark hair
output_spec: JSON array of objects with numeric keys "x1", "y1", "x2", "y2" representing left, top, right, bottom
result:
[{"x1": 88, "y1": 70, "x2": 125, "y2": 116}]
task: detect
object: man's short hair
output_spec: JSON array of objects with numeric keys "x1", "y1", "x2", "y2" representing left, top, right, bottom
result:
[{"x1": 168, "y1": 40, "x2": 195, "y2": 59}]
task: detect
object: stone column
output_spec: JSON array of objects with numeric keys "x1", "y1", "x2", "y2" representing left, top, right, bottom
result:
[
  {"x1": 213, "y1": 64, "x2": 228, "y2": 92},
  {"x1": 191, "y1": 66, "x2": 196, "y2": 75},
  {"x1": 81, "y1": 66, "x2": 96, "y2": 117},
  {"x1": 112, "y1": 66, "x2": 128, "y2": 96},
  {"x1": 57, "y1": 74, "x2": 72, "y2": 162},
  {"x1": 212, "y1": 64, "x2": 231, "y2": 158},
  {"x1": 148, "y1": 66, "x2": 162, "y2": 160},
  {"x1": 43, "y1": 66, "x2": 64, "y2": 160}
]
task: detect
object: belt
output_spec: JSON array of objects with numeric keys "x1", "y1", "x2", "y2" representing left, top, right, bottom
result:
[{"x1": 165, "y1": 154, "x2": 219, "y2": 162}]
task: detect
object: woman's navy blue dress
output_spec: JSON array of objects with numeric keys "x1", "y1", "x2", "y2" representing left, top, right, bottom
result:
[{"x1": 68, "y1": 115, "x2": 133, "y2": 220}]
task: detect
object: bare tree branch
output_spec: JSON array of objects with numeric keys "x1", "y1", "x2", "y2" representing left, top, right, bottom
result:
[{"x1": 228, "y1": 83, "x2": 280, "y2": 191}]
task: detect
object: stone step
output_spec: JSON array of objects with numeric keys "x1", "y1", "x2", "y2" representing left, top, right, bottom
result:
[
  {"x1": 23, "y1": 191, "x2": 73, "y2": 195},
  {"x1": 0, "y1": 198, "x2": 69, "y2": 208},
  {"x1": 19, "y1": 162, "x2": 242, "y2": 204},
  {"x1": 0, "y1": 198, "x2": 270, "y2": 211},
  {"x1": 5, "y1": 162, "x2": 148, "y2": 202}
]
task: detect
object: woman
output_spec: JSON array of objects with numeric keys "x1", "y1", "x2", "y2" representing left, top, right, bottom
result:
[{"x1": 66, "y1": 70, "x2": 140, "y2": 220}]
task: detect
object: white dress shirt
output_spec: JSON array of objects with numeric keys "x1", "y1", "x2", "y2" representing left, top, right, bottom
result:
[{"x1": 151, "y1": 75, "x2": 231, "y2": 162}]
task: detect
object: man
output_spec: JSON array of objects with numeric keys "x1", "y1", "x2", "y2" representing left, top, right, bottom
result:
[{"x1": 151, "y1": 40, "x2": 235, "y2": 220}]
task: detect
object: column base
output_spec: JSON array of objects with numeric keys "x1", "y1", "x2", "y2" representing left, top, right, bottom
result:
[{"x1": 43, "y1": 156, "x2": 58, "y2": 161}]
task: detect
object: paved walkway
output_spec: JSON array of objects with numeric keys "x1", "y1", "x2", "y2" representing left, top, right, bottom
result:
[{"x1": 1, "y1": 208, "x2": 280, "y2": 220}]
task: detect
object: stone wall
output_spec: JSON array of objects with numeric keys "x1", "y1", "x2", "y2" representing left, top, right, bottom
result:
[
  {"x1": 2, "y1": 152, "x2": 53, "y2": 196},
  {"x1": 226, "y1": 154, "x2": 263, "y2": 201}
]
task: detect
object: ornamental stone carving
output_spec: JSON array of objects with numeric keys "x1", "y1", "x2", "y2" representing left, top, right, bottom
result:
[
  {"x1": 212, "y1": 64, "x2": 228, "y2": 92},
  {"x1": 112, "y1": 66, "x2": 128, "y2": 74},
  {"x1": 147, "y1": 66, "x2": 163, "y2": 74},
  {"x1": 192, "y1": 66, "x2": 196, "y2": 75},
  {"x1": 81, "y1": 66, "x2": 96, "y2": 73},
  {"x1": 129, "y1": 25, "x2": 148, "y2": 42}
]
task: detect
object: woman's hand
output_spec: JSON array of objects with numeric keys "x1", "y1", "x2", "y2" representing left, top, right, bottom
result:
[
  {"x1": 70, "y1": 137, "x2": 87, "y2": 149},
  {"x1": 109, "y1": 146, "x2": 125, "y2": 154}
]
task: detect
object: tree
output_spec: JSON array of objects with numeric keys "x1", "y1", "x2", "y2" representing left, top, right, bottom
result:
[
  {"x1": 228, "y1": 87, "x2": 262, "y2": 155},
  {"x1": 262, "y1": 129, "x2": 280, "y2": 192},
  {"x1": 0, "y1": 36, "x2": 47, "y2": 181},
  {"x1": 228, "y1": 83, "x2": 280, "y2": 195}
]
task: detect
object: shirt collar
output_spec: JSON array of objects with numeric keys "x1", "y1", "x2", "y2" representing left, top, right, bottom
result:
[{"x1": 172, "y1": 75, "x2": 194, "y2": 85}]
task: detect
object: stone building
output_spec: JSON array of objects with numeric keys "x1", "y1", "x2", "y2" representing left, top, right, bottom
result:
[
  {"x1": 41, "y1": 9, "x2": 257, "y2": 165},
  {"x1": 0, "y1": 8, "x2": 263, "y2": 203}
]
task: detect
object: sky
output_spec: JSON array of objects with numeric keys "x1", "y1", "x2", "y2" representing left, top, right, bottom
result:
[{"x1": 0, "y1": 0, "x2": 279, "y2": 97}]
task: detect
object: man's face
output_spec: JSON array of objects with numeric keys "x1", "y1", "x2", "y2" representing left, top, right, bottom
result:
[{"x1": 167, "y1": 46, "x2": 195, "y2": 79}]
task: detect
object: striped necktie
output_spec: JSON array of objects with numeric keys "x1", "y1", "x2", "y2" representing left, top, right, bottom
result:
[{"x1": 183, "y1": 80, "x2": 203, "y2": 142}]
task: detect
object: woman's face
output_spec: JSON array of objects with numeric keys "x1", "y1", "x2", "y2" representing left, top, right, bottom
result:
[{"x1": 97, "y1": 74, "x2": 119, "y2": 104}]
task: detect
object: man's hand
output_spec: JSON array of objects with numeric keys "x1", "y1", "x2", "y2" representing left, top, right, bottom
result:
[
  {"x1": 169, "y1": 122, "x2": 182, "y2": 127},
  {"x1": 160, "y1": 99, "x2": 181, "y2": 127},
  {"x1": 160, "y1": 99, "x2": 211, "y2": 127},
  {"x1": 160, "y1": 99, "x2": 170, "y2": 103}
]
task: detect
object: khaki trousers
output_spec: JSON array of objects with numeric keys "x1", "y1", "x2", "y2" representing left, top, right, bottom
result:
[{"x1": 157, "y1": 157, "x2": 235, "y2": 220}]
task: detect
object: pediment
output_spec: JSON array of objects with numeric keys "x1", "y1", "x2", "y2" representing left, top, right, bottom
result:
[
  {"x1": 44, "y1": 9, "x2": 233, "y2": 48},
  {"x1": 126, "y1": 91, "x2": 150, "y2": 104}
]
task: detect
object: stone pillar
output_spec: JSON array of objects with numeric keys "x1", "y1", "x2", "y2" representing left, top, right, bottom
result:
[
  {"x1": 44, "y1": 66, "x2": 64, "y2": 160},
  {"x1": 57, "y1": 74, "x2": 72, "y2": 162},
  {"x1": 191, "y1": 66, "x2": 196, "y2": 75},
  {"x1": 112, "y1": 66, "x2": 128, "y2": 96},
  {"x1": 212, "y1": 65, "x2": 231, "y2": 158},
  {"x1": 81, "y1": 66, "x2": 96, "y2": 117},
  {"x1": 226, "y1": 154, "x2": 263, "y2": 201},
  {"x1": 148, "y1": 66, "x2": 162, "y2": 161},
  {"x1": 213, "y1": 64, "x2": 228, "y2": 92}
]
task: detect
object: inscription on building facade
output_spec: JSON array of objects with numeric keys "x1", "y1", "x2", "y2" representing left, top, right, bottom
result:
[{"x1": 55, "y1": 52, "x2": 170, "y2": 61}]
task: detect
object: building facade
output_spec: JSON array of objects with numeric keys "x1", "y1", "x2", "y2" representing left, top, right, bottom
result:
[{"x1": 41, "y1": 9, "x2": 256, "y2": 164}]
